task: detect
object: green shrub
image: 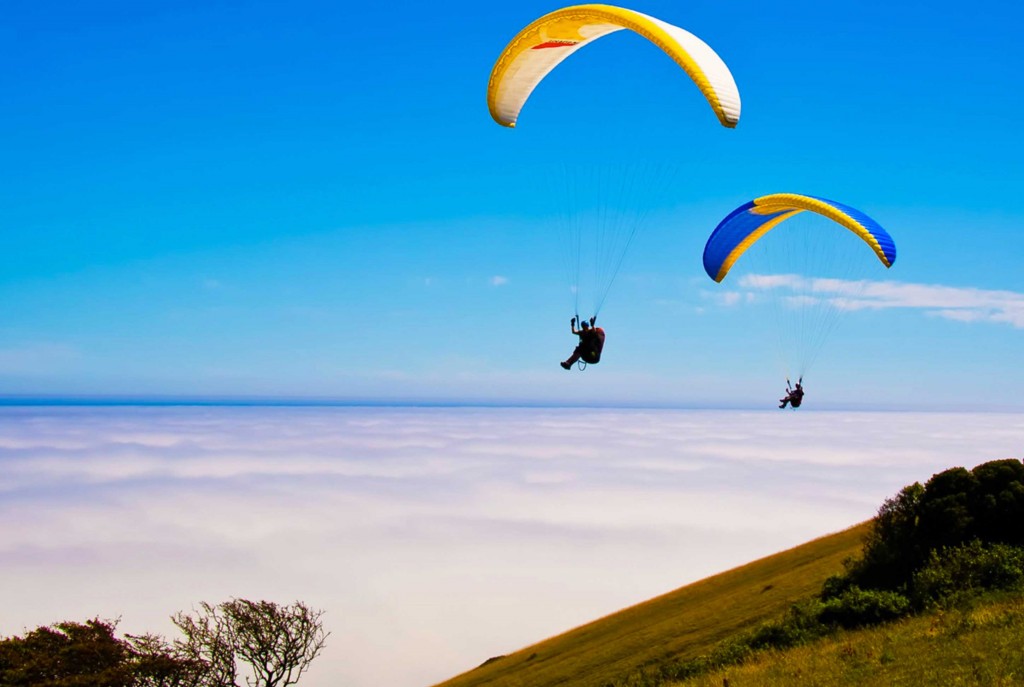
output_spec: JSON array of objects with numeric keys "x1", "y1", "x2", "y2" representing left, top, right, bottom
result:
[
  {"x1": 821, "y1": 571, "x2": 855, "y2": 600},
  {"x1": 912, "y1": 540, "x2": 1024, "y2": 608},
  {"x1": 744, "y1": 601, "x2": 827, "y2": 650},
  {"x1": 818, "y1": 587, "x2": 911, "y2": 628}
]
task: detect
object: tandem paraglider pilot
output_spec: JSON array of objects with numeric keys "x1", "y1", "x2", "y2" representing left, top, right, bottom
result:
[
  {"x1": 779, "y1": 378, "x2": 805, "y2": 409},
  {"x1": 561, "y1": 317, "x2": 605, "y2": 370}
]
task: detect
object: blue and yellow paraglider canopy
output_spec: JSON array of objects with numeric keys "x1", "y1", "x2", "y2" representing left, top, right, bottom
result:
[{"x1": 702, "y1": 193, "x2": 897, "y2": 283}]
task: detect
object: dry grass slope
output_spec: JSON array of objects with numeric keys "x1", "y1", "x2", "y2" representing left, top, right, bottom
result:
[{"x1": 433, "y1": 522, "x2": 870, "y2": 687}]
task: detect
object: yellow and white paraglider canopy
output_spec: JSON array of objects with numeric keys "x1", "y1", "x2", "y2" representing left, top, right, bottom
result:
[{"x1": 487, "y1": 4, "x2": 741, "y2": 129}]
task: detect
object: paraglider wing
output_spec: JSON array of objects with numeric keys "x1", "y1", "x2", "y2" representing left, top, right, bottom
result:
[
  {"x1": 702, "y1": 193, "x2": 897, "y2": 283},
  {"x1": 487, "y1": 4, "x2": 741, "y2": 129}
]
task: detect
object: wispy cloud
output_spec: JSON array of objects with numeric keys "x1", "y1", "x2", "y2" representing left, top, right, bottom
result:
[
  {"x1": 490, "y1": 275, "x2": 508, "y2": 287},
  {"x1": 726, "y1": 275, "x2": 1024, "y2": 328}
]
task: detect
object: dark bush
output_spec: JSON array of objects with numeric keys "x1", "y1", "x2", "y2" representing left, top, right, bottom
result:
[
  {"x1": 850, "y1": 459, "x2": 1024, "y2": 592},
  {"x1": 970, "y1": 460, "x2": 1024, "y2": 546},
  {"x1": 0, "y1": 619, "x2": 203, "y2": 687},
  {"x1": 852, "y1": 482, "x2": 925, "y2": 591},
  {"x1": 0, "y1": 619, "x2": 134, "y2": 687}
]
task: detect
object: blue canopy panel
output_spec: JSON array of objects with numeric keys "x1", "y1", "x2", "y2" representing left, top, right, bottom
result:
[{"x1": 702, "y1": 194, "x2": 896, "y2": 283}]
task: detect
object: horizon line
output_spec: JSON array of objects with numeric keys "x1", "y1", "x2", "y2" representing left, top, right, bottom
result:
[{"x1": 0, "y1": 395, "x2": 1012, "y2": 413}]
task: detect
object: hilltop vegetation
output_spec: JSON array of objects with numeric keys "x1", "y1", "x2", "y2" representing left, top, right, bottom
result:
[
  {"x1": 634, "y1": 458, "x2": 1024, "y2": 685},
  {"x1": 673, "y1": 592, "x2": 1024, "y2": 686},
  {"x1": 436, "y1": 458, "x2": 1024, "y2": 687}
]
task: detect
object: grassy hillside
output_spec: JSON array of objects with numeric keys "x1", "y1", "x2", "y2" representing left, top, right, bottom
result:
[
  {"x1": 672, "y1": 592, "x2": 1024, "y2": 686},
  {"x1": 433, "y1": 522, "x2": 870, "y2": 687}
]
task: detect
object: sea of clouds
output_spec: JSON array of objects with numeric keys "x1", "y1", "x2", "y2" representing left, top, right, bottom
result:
[{"x1": 1, "y1": 406, "x2": 1022, "y2": 686}]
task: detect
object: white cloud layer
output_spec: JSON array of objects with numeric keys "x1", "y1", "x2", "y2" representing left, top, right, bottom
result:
[
  {"x1": 1, "y1": 407, "x2": 1022, "y2": 686},
  {"x1": 732, "y1": 275, "x2": 1024, "y2": 328}
]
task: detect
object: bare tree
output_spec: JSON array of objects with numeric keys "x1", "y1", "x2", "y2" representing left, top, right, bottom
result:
[
  {"x1": 172, "y1": 602, "x2": 237, "y2": 687},
  {"x1": 173, "y1": 600, "x2": 328, "y2": 687}
]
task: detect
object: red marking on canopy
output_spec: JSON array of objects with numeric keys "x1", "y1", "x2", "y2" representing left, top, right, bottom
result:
[{"x1": 532, "y1": 40, "x2": 579, "y2": 49}]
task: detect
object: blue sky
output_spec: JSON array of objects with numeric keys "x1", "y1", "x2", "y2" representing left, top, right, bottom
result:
[{"x1": 3, "y1": 0, "x2": 1023, "y2": 407}]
